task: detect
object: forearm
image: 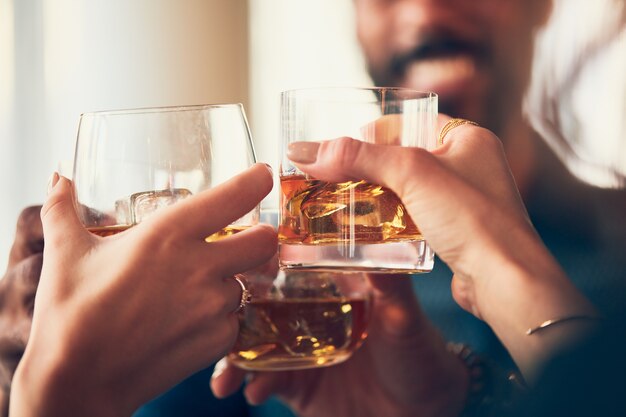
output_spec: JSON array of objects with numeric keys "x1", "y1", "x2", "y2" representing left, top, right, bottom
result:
[
  {"x1": 9, "y1": 347, "x2": 125, "y2": 417},
  {"x1": 475, "y1": 232, "x2": 598, "y2": 381}
]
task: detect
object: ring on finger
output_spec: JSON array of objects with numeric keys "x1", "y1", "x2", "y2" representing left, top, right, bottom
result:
[
  {"x1": 233, "y1": 274, "x2": 252, "y2": 313},
  {"x1": 438, "y1": 118, "x2": 480, "y2": 146}
]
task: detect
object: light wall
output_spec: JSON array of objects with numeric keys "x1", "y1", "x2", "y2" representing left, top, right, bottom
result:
[
  {"x1": 0, "y1": 0, "x2": 371, "y2": 270},
  {"x1": 0, "y1": 0, "x2": 249, "y2": 269},
  {"x1": 247, "y1": 0, "x2": 372, "y2": 209}
]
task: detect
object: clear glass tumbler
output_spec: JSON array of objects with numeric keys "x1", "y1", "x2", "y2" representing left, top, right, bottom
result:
[
  {"x1": 279, "y1": 87, "x2": 438, "y2": 273},
  {"x1": 73, "y1": 104, "x2": 258, "y2": 237},
  {"x1": 229, "y1": 268, "x2": 372, "y2": 371}
]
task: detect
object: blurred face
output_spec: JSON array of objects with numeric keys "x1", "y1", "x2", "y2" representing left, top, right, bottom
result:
[{"x1": 355, "y1": 0, "x2": 550, "y2": 135}]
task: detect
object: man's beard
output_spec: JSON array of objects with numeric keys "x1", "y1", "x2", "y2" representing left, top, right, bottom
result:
[{"x1": 366, "y1": 31, "x2": 512, "y2": 136}]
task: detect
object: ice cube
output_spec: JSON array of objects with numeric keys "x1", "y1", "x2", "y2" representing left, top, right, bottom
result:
[
  {"x1": 114, "y1": 198, "x2": 132, "y2": 225},
  {"x1": 300, "y1": 180, "x2": 407, "y2": 241},
  {"x1": 126, "y1": 188, "x2": 192, "y2": 224}
]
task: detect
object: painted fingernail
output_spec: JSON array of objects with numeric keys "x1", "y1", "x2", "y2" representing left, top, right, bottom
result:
[
  {"x1": 47, "y1": 172, "x2": 60, "y2": 195},
  {"x1": 211, "y1": 358, "x2": 228, "y2": 380},
  {"x1": 287, "y1": 142, "x2": 320, "y2": 164}
]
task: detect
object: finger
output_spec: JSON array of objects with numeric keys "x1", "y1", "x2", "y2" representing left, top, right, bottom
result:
[
  {"x1": 435, "y1": 113, "x2": 454, "y2": 132},
  {"x1": 286, "y1": 115, "x2": 491, "y2": 199},
  {"x1": 367, "y1": 274, "x2": 430, "y2": 338},
  {"x1": 245, "y1": 251, "x2": 279, "y2": 278},
  {"x1": 433, "y1": 122, "x2": 526, "y2": 213},
  {"x1": 40, "y1": 174, "x2": 92, "y2": 251},
  {"x1": 286, "y1": 137, "x2": 440, "y2": 201},
  {"x1": 206, "y1": 224, "x2": 278, "y2": 277},
  {"x1": 210, "y1": 358, "x2": 247, "y2": 399},
  {"x1": 360, "y1": 114, "x2": 403, "y2": 145},
  {"x1": 148, "y1": 163, "x2": 273, "y2": 241},
  {"x1": 7, "y1": 206, "x2": 44, "y2": 269},
  {"x1": 243, "y1": 371, "x2": 291, "y2": 406}
]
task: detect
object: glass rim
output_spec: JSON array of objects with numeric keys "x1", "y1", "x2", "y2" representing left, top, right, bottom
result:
[
  {"x1": 80, "y1": 102, "x2": 245, "y2": 118},
  {"x1": 281, "y1": 86, "x2": 437, "y2": 100}
]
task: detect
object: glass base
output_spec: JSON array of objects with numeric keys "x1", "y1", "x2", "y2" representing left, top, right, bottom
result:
[
  {"x1": 279, "y1": 240, "x2": 434, "y2": 273},
  {"x1": 228, "y1": 351, "x2": 354, "y2": 371}
]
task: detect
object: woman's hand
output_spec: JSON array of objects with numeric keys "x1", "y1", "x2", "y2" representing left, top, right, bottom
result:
[
  {"x1": 212, "y1": 275, "x2": 469, "y2": 417},
  {"x1": 281, "y1": 116, "x2": 596, "y2": 378},
  {"x1": 285, "y1": 116, "x2": 531, "y2": 314},
  {"x1": 10, "y1": 164, "x2": 278, "y2": 417}
]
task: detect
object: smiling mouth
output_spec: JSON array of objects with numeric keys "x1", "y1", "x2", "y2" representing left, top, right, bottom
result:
[
  {"x1": 404, "y1": 54, "x2": 478, "y2": 92},
  {"x1": 389, "y1": 37, "x2": 487, "y2": 93}
]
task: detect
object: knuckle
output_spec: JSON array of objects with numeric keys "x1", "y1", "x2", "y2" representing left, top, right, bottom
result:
[
  {"x1": 480, "y1": 129, "x2": 504, "y2": 152},
  {"x1": 40, "y1": 195, "x2": 65, "y2": 226},
  {"x1": 395, "y1": 148, "x2": 435, "y2": 188},
  {"x1": 256, "y1": 226, "x2": 278, "y2": 259},
  {"x1": 138, "y1": 221, "x2": 180, "y2": 254},
  {"x1": 448, "y1": 125, "x2": 504, "y2": 157},
  {"x1": 332, "y1": 136, "x2": 363, "y2": 171},
  {"x1": 255, "y1": 164, "x2": 274, "y2": 194}
]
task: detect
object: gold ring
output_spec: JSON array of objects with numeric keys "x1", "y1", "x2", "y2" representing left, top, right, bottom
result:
[
  {"x1": 233, "y1": 274, "x2": 252, "y2": 313},
  {"x1": 438, "y1": 118, "x2": 479, "y2": 146}
]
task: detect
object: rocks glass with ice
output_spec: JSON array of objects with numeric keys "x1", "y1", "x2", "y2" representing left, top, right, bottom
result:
[
  {"x1": 279, "y1": 87, "x2": 438, "y2": 273},
  {"x1": 229, "y1": 268, "x2": 372, "y2": 370},
  {"x1": 73, "y1": 104, "x2": 258, "y2": 238}
]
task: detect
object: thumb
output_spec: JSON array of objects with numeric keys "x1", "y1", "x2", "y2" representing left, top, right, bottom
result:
[
  {"x1": 41, "y1": 173, "x2": 90, "y2": 250},
  {"x1": 286, "y1": 137, "x2": 439, "y2": 201}
]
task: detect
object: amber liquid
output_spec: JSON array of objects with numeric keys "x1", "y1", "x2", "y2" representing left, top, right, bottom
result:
[
  {"x1": 229, "y1": 297, "x2": 370, "y2": 370},
  {"x1": 88, "y1": 225, "x2": 248, "y2": 241},
  {"x1": 279, "y1": 174, "x2": 421, "y2": 244},
  {"x1": 88, "y1": 225, "x2": 132, "y2": 237}
]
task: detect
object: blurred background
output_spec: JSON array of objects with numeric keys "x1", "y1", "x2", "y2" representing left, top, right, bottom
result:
[
  {"x1": 0, "y1": 0, "x2": 624, "y2": 269},
  {"x1": 0, "y1": 0, "x2": 370, "y2": 268}
]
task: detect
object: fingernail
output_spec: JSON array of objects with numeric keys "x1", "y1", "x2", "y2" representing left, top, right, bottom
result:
[
  {"x1": 287, "y1": 142, "x2": 320, "y2": 164},
  {"x1": 211, "y1": 358, "x2": 227, "y2": 380},
  {"x1": 47, "y1": 172, "x2": 60, "y2": 195},
  {"x1": 263, "y1": 163, "x2": 273, "y2": 175}
]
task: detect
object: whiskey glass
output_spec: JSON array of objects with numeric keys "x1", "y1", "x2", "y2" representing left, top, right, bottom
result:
[
  {"x1": 73, "y1": 104, "x2": 258, "y2": 237},
  {"x1": 279, "y1": 87, "x2": 438, "y2": 273},
  {"x1": 228, "y1": 209, "x2": 372, "y2": 371},
  {"x1": 229, "y1": 267, "x2": 372, "y2": 371}
]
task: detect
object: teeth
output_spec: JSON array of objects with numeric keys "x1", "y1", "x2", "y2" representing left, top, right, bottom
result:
[{"x1": 406, "y1": 55, "x2": 477, "y2": 87}]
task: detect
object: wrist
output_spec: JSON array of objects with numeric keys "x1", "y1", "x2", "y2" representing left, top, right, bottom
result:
[
  {"x1": 472, "y1": 244, "x2": 597, "y2": 379},
  {"x1": 467, "y1": 216, "x2": 571, "y2": 323},
  {"x1": 10, "y1": 338, "x2": 124, "y2": 417}
]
